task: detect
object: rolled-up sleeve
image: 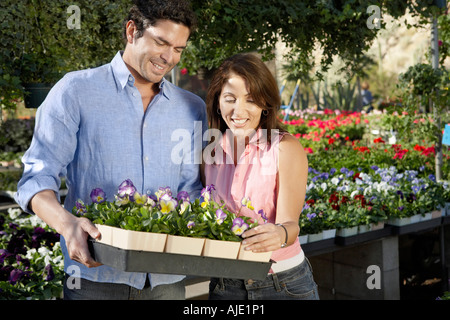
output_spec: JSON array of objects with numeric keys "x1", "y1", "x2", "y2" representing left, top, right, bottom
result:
[{"x1": 15, "y1": 76, "x2": 80, "y2": 213}]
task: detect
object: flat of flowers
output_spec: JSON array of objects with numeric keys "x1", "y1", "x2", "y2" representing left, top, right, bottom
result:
[{"x1": 88, "y1": 239, "x2": 272, "y2": 280}]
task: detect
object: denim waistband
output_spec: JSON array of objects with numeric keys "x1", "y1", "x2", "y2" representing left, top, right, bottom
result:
[
  {"x1": 270, "y1": 250, "x2": 305, "y2": 274},
  {"x1": 215, "y1": 255, "x2": 314, "y2": 291}
]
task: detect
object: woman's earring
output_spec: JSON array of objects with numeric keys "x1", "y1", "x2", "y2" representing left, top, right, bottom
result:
[
  {"x1": 263, "y1": 109, "x2": 269, "y2": 116},
  {"x1": 217, "y1": 108, "x2": 221, "y2": 115}
]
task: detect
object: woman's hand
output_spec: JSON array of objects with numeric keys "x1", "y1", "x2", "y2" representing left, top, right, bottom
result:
[{"x1": 241, "y1": 223, "x2": 286, "y2": 253}]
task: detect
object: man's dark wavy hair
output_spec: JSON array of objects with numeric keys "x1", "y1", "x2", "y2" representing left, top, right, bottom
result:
[{"x1": 122, "y1": 0, "x2": 197, "y2": 40}]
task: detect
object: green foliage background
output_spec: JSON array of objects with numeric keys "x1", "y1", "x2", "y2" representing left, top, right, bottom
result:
[
  {"x1": 0, "y1": 0, "x2": 132, "y2": 111},
  {"x1": 0, "y1": 0, "x2": 447, "y2": 111}
]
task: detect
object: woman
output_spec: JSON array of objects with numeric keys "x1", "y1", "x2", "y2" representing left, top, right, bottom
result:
[{"x1": 201, "y1": 53, "x2": 319, "y2": 300}]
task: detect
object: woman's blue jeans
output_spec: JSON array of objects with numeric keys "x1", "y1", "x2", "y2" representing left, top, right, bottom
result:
[{"x1": 209, "y1": 257, "x2": 319, "y2": 300}]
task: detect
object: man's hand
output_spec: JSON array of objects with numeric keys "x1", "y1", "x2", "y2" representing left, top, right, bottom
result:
[
  {"x1": 30, "y1": 190, "x2": 102, "y2": 268},
  {"x1": 62, "y1": 215, "x2": 102, "y2": 268}
]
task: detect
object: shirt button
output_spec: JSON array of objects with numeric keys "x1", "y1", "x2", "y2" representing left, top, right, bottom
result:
[
  {"x1": 247, "y1": 279, "x2": 254, "y2": 285},
  {"x1": 144, "y1": 156, "x2": 149, "y2": 161}
]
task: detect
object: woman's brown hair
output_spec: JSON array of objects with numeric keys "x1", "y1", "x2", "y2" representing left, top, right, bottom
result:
[{"x1": 206, "y1": 53, "x2": 285, "y2": 144}]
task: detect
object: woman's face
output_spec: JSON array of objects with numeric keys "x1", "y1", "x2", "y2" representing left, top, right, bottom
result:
[{"x1": 218, "y1": 73, "x2": 262, "y2": 139}]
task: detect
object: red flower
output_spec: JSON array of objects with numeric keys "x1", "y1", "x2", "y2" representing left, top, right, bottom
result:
[
  {"x1": 354, "y1": 146, "x2": 370, "y2": 153},
  {"x1": 393, "y1": 149, "x2": 408, "y2": 159},
  {"x1": 328, "y1": 192, "x2": 339, "y2": 204},
  {"x1": 414, "y1": 144, "x2": 425, "y2": 152},
  {"x1": 354, "y1": 194, "x2": 367, "y2": 207},
  {"x1": 392, "y1": 144, "x2": 403, "y2": 152},
  {"x1": 421, "y1": 146, "x2": 435, "y2": 157},
  {"x1": 373, "y1": 137, "x2": 385, "y2": 143},
  {"x1": 331, "y1": 204, "x2": 340, "y2": 210},
  {"x1": 340, "y1": 196, "x2": 349, "y2": 204}
]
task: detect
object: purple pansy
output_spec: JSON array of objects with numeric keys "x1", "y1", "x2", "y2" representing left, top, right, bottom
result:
[
  {"x1": 231, "y1": 218, "x2": 249, "y2": 236},
  {"x1": 117, "y1": 179, "x2": 136, "y2": 198},
  {"x1": 215, "y1": 209, "x2": 227, "y2": 225},
  {"x1": 258, "y1": 209, "x2": 268, "y2": 223},
  {"x1": 177, "y1": 191, "x2": 190, "y2": 202},
  {"x1": 90, "y1": 188, "x2": 106, "y2": 204}
]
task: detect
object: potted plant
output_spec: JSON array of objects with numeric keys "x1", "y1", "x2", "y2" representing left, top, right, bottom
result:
[
  {"x1": 357, "y1": 206, "x2": 387, "y2": 233},
  {"x1": 19, "y1": 52, "x2": 62, "y2": 109},
  {"x1": 1, "y1": 1, "x2": 131, "y2": 111},
  {"x1": 202, "y1": 193, "x2": 270, "y2": 262},
  {"x1": 351, "y1": 192, "x2": 388, "y2": 233},
  {"x1": 2, "y1": 1, "x2": 66, "y2": 109},
  {"x1": 195, "y1": 190, "x2": 244, "y2": 259},
  {"x1": 73, "y1": 181, "x2": 171, "y2": 253},
  {"x1": 158, "y1": 188, "x2": 208, "y2": 256},
  {"x1": 299, "y1": 197, "x2": 338, "y2": 242},
  {"x1": 235, "y1": 212, "x2": 271, "y2": 262}
]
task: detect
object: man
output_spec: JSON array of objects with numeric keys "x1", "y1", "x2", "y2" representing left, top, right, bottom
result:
[
  {"x1": 361, "y1": 81, "x2": 374, "y2": 113},
  {"x1": 15, "y1": 0, "x2": 207, "y2": 300}
]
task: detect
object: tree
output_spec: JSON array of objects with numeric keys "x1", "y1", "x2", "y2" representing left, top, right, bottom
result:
[
  {"x1": 1, "y1": 0, "x2": 446, "y2": 112},
  {"x1": 0, "y1": 0, "x2": 131, "y2": 114},
  {"x1": 181, "y1": 0, "x2": 443, "y2": 79}
]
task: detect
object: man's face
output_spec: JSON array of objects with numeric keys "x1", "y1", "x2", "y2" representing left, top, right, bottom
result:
[{"x1": 124, "y1": 19, "x2": 190, "y2": 84}]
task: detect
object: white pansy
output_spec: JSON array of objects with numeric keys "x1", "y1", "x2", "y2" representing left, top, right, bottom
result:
[
  {"x1": 25, "y1": 248, "x2": 37, "y2": 260},
  {"x1": 7, "y1": 208, "x2": 22, "y2": 220},
  {"x1": 359, "y1": 172, "x2": 372, "y2": 183},
  {"x1": 53, "y1": 255, "x2": 63, "y2": 266},
  {"x1": 331, "y1": 177, "x2": 340, "y2": 185},
  {"x1": 37, "y1": 247, "x2": 52, "y2": 265},
  {"x1": 203, "y1": 210, "x2": 212, "y2": 220},
  {"x1": 363, "y1": 186, "x2": 372, "y2": 195}
]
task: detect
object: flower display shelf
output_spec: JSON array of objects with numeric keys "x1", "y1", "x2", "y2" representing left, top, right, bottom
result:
[
  {"x1": 358, "y1": 222, "x2": 385, "y2": 234},
  {"x1": 88, "y1": 239, "x2": 272, "y2": 280},
  {"x1": 335, "y1": 224, "x2": 393, "y2": 246},
  {"x1": 336, "y1": 226, "x2": 358, "y2": 237},
  {"x1": 389, "y1": 216, "x2": 444, "y2": 235},
  {"x1": 301, "y1": 237, "x2": 336, "y2": 255},
  {"x1": 443, "y1": 215, "x2": 450, "y2": 225}
]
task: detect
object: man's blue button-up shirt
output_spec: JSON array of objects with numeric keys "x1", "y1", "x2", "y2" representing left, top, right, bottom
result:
[{"x1": 15, "y1": 51, "x2": 208, "y2": 289}]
